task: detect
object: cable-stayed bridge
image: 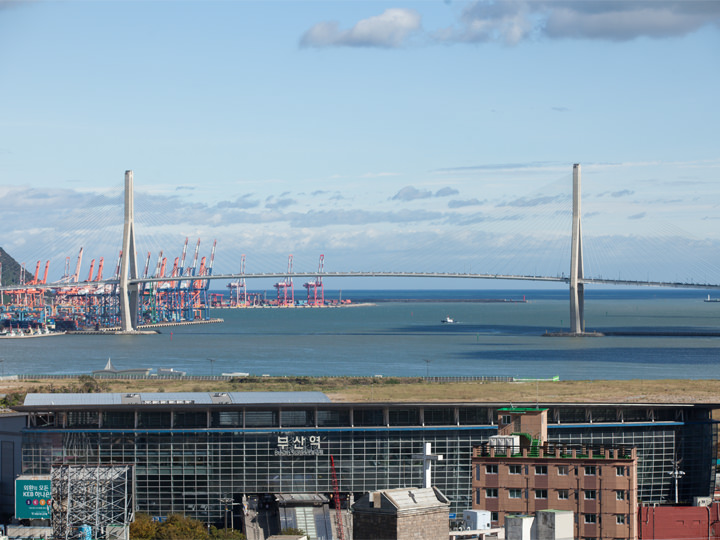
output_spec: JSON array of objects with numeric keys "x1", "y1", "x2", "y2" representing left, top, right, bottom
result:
[{"x1": 2, "y1": 165, "x2": 719, "y2": 334}]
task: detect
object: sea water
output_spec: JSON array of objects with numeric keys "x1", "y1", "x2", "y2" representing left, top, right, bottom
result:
[{"x1": 1, "y1": 289, "x2": 718, "y2": 380}]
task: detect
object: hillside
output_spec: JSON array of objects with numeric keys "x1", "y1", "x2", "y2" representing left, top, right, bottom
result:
[{"x1": 0, "y1": 248, "x2": 23, "y2": 286}]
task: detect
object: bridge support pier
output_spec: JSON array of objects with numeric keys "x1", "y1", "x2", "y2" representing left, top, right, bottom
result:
[
  {"x1": 119, "y1": 170, "x2": 139, "y2": 332},
  {"x1": 569, "y1": 164, "x2": 585, "y2": 334}
]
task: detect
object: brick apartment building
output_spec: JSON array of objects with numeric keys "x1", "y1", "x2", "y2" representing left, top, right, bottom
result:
[{"x1": 472, "y1": 408, "x2": 638, "y2": 540}]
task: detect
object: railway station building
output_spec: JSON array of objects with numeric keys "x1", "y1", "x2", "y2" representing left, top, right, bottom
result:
[{"x1": 8, "y1": 392, "x2": 719, "y2": 534}]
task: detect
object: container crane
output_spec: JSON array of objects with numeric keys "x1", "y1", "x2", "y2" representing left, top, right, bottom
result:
[
  {"x1": 303, "y1": 254, "x2": 325, "y2": 307},
  {"x1": 72, "y1": 247, "x2": 83, "y2": 283},
  {"x1": 41, "y1": 261, "x2": 50, "y2": 284},
  {"x1": 227, "y1": 254, "x2": 247, "y2": 307},
  {"x1": 94, "y1": 258, "x2": 104, "y2": 282},
  {"x1": 86, "y1": 259, "x2": 95, "y2": 282},
  {"x1": 274, "y1": 254, "x2": 294, "y2": 306},
  {"x1": 140, "y1": 251, "x2": 153, "y2": 294}
]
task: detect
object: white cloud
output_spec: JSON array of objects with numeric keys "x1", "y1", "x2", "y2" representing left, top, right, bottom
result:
[
  {"x1": 300, "y1": 8, "x2": 422, "y2": 49},
  {"x1": 436, "y1": 1, "x2": 720, "y2": 45},
  {"x1": 435, "y1": 187, "x2": 459, "y2": 197},
  {"x1": 448, "y1": 198, "x2": 484, "y2": 209},
  {"x1": 392, "y1": 186, "x2": 433, "y2": 201}
]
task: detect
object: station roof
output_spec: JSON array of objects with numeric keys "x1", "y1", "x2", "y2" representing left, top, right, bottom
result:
[{"x1": 21, "y1": 391, "x2": 331, "y2": 408}]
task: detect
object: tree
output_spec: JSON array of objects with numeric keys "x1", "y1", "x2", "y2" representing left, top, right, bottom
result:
[
  {"x1": 156, "y1": 513, "x2": 209, "y2": 540},
  {"x1": 209, "y1": 526, "x2": 246, "y2": 540},
  {"x1": 129, "y1": 513, "x2": 159, "y2": 540}
]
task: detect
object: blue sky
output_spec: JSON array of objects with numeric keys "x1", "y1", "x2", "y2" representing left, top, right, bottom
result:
[{"x1": 1, "y1": 0, "x2": 719, "y2": 289}]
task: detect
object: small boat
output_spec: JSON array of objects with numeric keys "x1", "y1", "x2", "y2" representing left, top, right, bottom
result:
[
  {"x1": 441, "y1": 316, "x2": 455, "y2": 324},
  {"x1": 705, "y1": 295, "x2": 720, "y2": 303}
]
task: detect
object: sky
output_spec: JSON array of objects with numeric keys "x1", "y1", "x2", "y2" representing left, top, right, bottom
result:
[{"x1": 1, "y1": 0, "x2": 719, "y2": 289}]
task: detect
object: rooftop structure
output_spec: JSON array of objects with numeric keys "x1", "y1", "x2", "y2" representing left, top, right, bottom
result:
[{"x1": 352, "y1": 486, "x2": 450, "y2": 540}]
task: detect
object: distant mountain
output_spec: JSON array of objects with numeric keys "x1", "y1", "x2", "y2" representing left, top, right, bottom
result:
[{"x1": 0, "y1": 248, "x2": 23, "y2": 286}]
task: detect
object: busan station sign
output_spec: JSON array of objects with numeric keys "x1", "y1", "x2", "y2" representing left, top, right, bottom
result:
[
  {"x1": 15, "y1": 476, "x2": 52, "y2": 519},
  {"x1": 275, "y1": 435, "x2": 323, "y2": 456}
]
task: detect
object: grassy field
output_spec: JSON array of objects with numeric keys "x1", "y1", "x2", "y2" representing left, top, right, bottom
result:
[{"x1": 1, "y1": 376, "x2": 719, "y2": 405}]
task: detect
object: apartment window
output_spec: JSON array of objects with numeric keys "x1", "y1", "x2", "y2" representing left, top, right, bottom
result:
[
  {"x1": 558, "y1": 489, "x2": 569, "y2": 500},
  {"x1": 501, "y1": 415, "x2": 512, "y2": 424},
  {"x1": 509, "y1": 465, "x2": 522, "y2": 475},
  {"x1": 616, "y1": 515, "x2": 626, "y2": 525},
  {"x1": 616, "y1": 466, "x2": 625, "y2": 476},
  {"x1": 584, "y1": 490, "x2": 596, "y2": 500},
  {"x1": 476, "y1": 465, "x2": 481, "y2": 481},
  {"x1": 486, "y1": 464, "x2": 498, "y2": 474},
  {"x1": 584, "y1": 465, "x2": 596, "y2": 476},
  {"x1": 486, "y1": 488, "x2": 498, "y2": 498},
  {"x1": 509, "y1": 489, "x2": 522, "y2": 499},
  {"x1": 535, "y1": 465, "x2": 547, "y2": 475},
  {"x1": 491, "y1": 512, "x2": 499, "y2": 522},
  {"x1": 557, "y1": 465, "x2": 569, "y2": 475},
  {"x1": 584, "y1": 514, "x2": 597, "y2": 524},
  {"x1": 535, "y1": 489, "x2": 547, "y2": 499},
  {"x1": 476, "y1": 489, "x2": 481, "y2": 504},
  {"x1": 616, "y1": 490, "x2": 625, "y2": 501}
]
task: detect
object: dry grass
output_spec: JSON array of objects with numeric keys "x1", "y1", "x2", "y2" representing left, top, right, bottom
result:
[{"x1": 2, "y1": 376, "x2": 719, "y2": 404}]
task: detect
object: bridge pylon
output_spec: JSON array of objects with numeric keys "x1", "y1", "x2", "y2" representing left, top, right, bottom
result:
[
  {"x1": 119, "y1": 170, "x2": 139, "y2": 332},
  {"x1": 569, "y1": 163, "x2": 585, "y2": 334}
]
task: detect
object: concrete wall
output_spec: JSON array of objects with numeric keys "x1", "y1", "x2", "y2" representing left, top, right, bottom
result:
[
  {"x1": 354, "y1": 508, "x2": 449, "y2": 540},
  {"x1": 353, "y1": 512, "x2": 397, "y2": 540}
]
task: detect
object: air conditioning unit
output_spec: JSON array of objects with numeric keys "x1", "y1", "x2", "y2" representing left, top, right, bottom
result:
[
  {"x1": 694, "y1": 496, "x2": 712, "y2": 506},
  {"x1": 463, "y1": 510, "x2": 491, "y2": 530}
]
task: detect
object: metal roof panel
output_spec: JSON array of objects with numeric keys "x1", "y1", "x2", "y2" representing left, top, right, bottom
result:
[{"x1": 22, "y1": 392, "x2": 330, "y2": 407}]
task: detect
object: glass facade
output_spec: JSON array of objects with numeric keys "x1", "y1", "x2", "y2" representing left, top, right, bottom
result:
[{"x1": 19, "y1": 400, "x2": 717, "y2": 524}]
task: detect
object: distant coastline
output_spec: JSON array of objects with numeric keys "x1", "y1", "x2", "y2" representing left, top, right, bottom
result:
[{"x1": 360, "y1": 297, "x2": 528, "y2": 303}]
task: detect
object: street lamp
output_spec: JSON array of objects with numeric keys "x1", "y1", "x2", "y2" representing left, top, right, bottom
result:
[
  {"x1": 219, "y1": 497, "x2": 239, "y2": 530},
  {"x1": 424, "y1": 359, "x2": 431, "y2": 378}
]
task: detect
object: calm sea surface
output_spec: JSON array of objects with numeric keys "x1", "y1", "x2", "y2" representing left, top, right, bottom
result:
[{"x1": 2, "y1": 289, "x2": 719, "y2": 380}]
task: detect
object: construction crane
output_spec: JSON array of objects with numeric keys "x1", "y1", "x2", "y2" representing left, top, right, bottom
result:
[{"x1": 330, "y1": 456, "x2": 346, "y2": 540}]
